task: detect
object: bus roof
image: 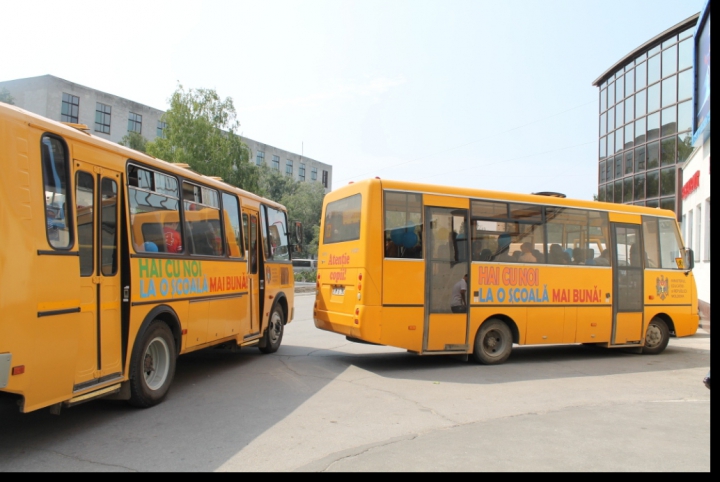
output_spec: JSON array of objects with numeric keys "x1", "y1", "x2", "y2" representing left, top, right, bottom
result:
[
  {"x1": 0, "y1": 102, "x2": 287, "y2": 212},
  {"x1": 331, "y1": 178, "x2": 678, "y2": 220}
]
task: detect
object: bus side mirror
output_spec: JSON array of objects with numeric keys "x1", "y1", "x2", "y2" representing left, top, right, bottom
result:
[{"x1": 685, "y1": 248, "x2": 695, "y2": 270}]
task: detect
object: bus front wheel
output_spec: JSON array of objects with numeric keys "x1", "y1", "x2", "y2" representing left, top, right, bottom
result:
[
  {"x1": 259, "y1": 305, "x2": 284, "y2": 354},
  {"x1": 642, "y1": 317, "x2": 669, "y2": 355},
  {"x1": 472, "y1": 319, "x2": 512, "y2": 365},
  {"x1": 128, "y1": 321, "x2": 177, "y2": 407}
]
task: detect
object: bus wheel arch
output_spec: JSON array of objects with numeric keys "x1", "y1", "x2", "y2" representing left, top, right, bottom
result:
[
  {"x1": 643, "y1": 316, "x2": 671, "y2": 355},
  {"x1": 128, "y1": 307, "x2": 180, "y2": 408},
  {"x1": 134, "y1": 305, "x2": 182, "y2": 357},
  {"x1": 651, "y1": 313, "x2": 676, "y2": 337},
  {"x1": 472, "y1": 316, "x2": 516, "y2": 365},
  {"x1": 259, "y1": 295, "x2": 287, "y2": 354}
]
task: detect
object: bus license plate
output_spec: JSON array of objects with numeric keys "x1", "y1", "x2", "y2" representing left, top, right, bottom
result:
[{"x1": 332, "y1": 286, "x2": 345, "y2": 296}]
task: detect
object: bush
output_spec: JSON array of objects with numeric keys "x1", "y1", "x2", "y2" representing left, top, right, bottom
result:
[{"x1": 294, "y1": 270, "x2": 317, "y2": 282}]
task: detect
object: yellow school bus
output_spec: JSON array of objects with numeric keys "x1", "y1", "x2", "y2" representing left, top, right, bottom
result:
[
  {"x1": 0, "y1": 103, "x2": 301, "y2": 413},
  {"x1": 314, "y1": 178, "x2": 698, "y2": 364}
]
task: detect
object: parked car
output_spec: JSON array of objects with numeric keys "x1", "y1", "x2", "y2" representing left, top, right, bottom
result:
[{"x1": 292, "y1": 258, "x2": 317, "y2": 272}]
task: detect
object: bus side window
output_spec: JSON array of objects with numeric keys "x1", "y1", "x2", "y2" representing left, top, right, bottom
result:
[
  {"x1": 41, "y1": 135, "x2": 73, "y2": 249},
  {"x1": 222, "y1": 193, "x2": 243, "y2": 258}
]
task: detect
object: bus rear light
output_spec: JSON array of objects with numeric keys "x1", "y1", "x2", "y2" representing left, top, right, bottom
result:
[
  {"x1": 354, "y1": 319, "x2": 359, "y2": 324},
  {"x1": 181, "y1": 329, "x2": 188, "y2": 335},
  {"x1": 317, "y1": 274, "x2": 321, "y2": 279},
  {"x1": 408, "y1": 326, "x2": 416, "y2": 331},
  {"x1": 355, "y1": 308, "x2": 360, "y2": 315},
  {"x1": 12, "y1": 365, "x2": 25, "y2": 376},
  {"x1": 358, "y1": 274, "x2": 362, "y2": 281},
  {"x1": 358, "y1": 284, "x2": 362, "y2": 291}
]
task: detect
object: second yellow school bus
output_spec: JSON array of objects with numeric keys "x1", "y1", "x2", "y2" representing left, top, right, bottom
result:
[{"x1": 313, "y1": 178, "x2": 698, "y2": 364}]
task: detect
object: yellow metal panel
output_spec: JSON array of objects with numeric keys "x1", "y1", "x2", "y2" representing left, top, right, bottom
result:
[
  {"x1": 382, "y1": 260, "x2": 424, "y2": 305},
  {"x1": 423, "y1": 194, "x2": 469, "y2": 209},
  {"x1": 608, "y1": 212, "x2": 641, "y2": 224},
  {"x1": 186, "y1": 301, "x2": 209, "y2": 347},
  {"x1": 614, "y1": 312, "x2": 643, "y2": 344},
  {"x1": 379, "y1": 307, "x2": 424, "y2": 352},
  {"x1": 575, "y1": 307, "x2": 613, "y2": 343},
  {"x1": 562, "y1": 307, "x2": 578, "y2": 343},
  {"x1": 525, "y1": 308, "x2": 565, "y2": 344},
  {"x1": 427, "y1": 313, "x2": 466, "y2": 351}
]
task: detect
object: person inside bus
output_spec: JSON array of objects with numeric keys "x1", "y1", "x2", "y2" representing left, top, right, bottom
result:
[
  {"x1": 450, "y1": 274, "x2": 468, "y2": 313},
  {"x1": 548, "y1": 244, "x2": 566, "y2": 264},
  {"x1": 493, "y1": 233, "x2": 514, "y2": 262},
  {"x1": 163, "y1": 221, "x2": 183, "y2": 253},
  {"x1": 518, "y1": 242, "x2": 537, "y2": 262},
  {"x1": 595, "y1": 248, "x2": 610, "y2": 266},
  {"x1": 385, "y1": 237, "x2": 399, "y2": 257},
  {"x1": 478, "y1": 248, "x2": 493, "y2": 261}
]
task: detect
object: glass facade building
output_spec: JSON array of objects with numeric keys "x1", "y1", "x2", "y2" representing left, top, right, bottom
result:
[{"x1": 593, "y1": 14, "x2": 699, "y2": 214}]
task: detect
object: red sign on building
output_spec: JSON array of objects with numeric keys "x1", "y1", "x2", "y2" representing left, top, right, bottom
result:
[{"x1": 681, "y1": 171, "x2": 700, "y2": 200}]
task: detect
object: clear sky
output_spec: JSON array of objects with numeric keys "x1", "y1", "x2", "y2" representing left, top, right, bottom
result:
[{"x1": 2, "y1": 0, "x2": 700, "y2": 199}]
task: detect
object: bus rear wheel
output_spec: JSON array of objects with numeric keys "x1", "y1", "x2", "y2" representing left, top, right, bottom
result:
[
  {"x1": 128, "y1": 321, "x2": 176, "y2": 408},
  {"x1": 473, "y1": 319, "x2": 512, "y2": 365},
  {"x1": 642, "y1": 317, "x2": 669, "y2": 355},
  {"x1": 259, "y1": 305, "x2": 284, "y2": 354}
]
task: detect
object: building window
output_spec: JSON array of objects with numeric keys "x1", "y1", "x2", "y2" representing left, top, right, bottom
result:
[
  {"x1": 286, "y1": 160, "x2": 293, "y2": 176},
  {"x1": 157, "y1": 121, "x2": 167, "y2": 138},
  {"x1": 94, "y1": 102, "x2": 111, "y2": 134},
  {"x1": 298, "y1": 163, "x2": 306, "y2": 181},
  {"x1": 311, "y1": 167, "x2": 317, "y2": 181},
  {"x1": 128, "y1": 112, "x2": 142, "y2": 134},
  {"x1": 695, "y1": 204, "x2": 701, "y2": 256},
  {"x1": 704, "y1": 198, "x2": 710, "y2": 261},
  {"x1": 271, "y1": 155, "x2": 280, "y2": 171},
  {"x1": 596, "y1": 21, "x2": 697, "y2": 213},
  {"x1": 322, "y1": 170, "x2": 328, "y2": 188},
  {"x1": 256, "y1": 151, "x2": 265, "y2": 166},
  {"x1": 61, "y1": 93, "x2": 79, "y2": 123}
]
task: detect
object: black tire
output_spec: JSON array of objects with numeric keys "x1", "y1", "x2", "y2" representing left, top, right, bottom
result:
[
  {"x1": 128, "y1": 321, "x2": 176, "y2": 408},
  {"x1": 259, "y1": 304, "x2": 284, "y2": 354},
  {"x1": 472, "y1": 319, "x2": 513, "y2": 365},
  {"x1": 642, "y1": 317, "x2": 669, "y2": 355}
]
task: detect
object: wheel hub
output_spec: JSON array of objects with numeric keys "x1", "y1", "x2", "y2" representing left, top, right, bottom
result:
[
  {"x1": 144, "y1": 353, "x2": 155, "y2": 374},
  {"x1": 646, "y1": 325, "x2": 661, "y2": 347}
]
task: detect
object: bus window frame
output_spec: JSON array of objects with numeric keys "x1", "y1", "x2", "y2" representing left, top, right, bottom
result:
[{"x1": 40, "y1": 133, "x2": 74, "y2": 251}]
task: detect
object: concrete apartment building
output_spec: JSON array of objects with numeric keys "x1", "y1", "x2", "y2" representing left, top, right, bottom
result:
[{"x1": 0, "y1": 74, "x2": 333, "y2": 192}]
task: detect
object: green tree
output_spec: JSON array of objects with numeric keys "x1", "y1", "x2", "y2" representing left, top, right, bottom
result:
[
  {"x1": 146, "y1": 84, "x2": 259, "y2": 191},
  {"x1": 281, "y1": 182, "x2": 326, "y2": 258},
  {"x1": 119, "y1": 131, "x2": 148, "y2": 153},
  {"x1": 0, "y1": 88, "x2": 15, "y2": 105}
]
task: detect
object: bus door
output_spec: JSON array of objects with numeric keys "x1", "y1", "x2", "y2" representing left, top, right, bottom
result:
[
  {"x1": 611, "y1": 223, "x2": 644, "y2": 345},
  {"x1": 73, "y1": 161, "x2": 123, "y2": 391},
  {"x1": 242, "y1": 210, "x2": 261, "y2": 338},
  {"x1": 423, "y1": 196, "x2": 470, "y2": 353}
]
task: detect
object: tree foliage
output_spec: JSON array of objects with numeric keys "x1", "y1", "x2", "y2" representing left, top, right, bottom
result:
[
  {"x1": 146, "y1": 84, "x2": 259, "y2": 192},
  {"x1": 145, "y1": 83, "x2": 326, "y2": 257},
  {"x1": 119, "y1": 131, "x2": 148, "y2": 153},
  {"x1": 0, "y1": 88, "x2": 15, "y2": 105}
]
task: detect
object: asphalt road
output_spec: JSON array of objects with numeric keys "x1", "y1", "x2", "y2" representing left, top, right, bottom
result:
[{"x1": 0, "y1": 293, "x2": 710, "y2": 472}]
